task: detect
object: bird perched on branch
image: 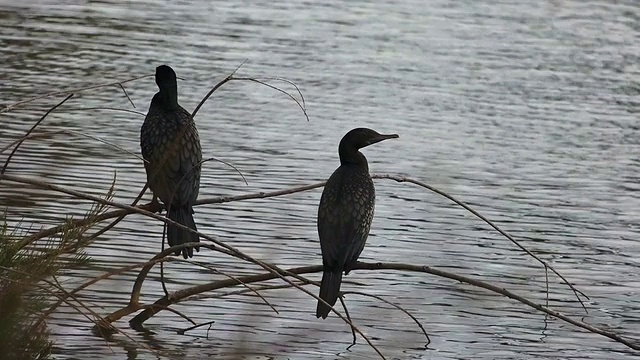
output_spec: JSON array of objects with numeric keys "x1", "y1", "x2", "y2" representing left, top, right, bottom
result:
[
  {"x1": 316, "y1": 128, "x2": 398, "y2": 319},
  {"x1": 140, "y1": 65, "x2": 202, "y2": 258}
]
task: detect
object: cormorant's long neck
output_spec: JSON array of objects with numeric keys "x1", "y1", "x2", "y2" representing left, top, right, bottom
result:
[
  {"x1": 338, "y1": 144, "x2": 369, "y2": 171},
  {"x1": 154, "y1": 83, "x2": 179, "y2": 110}
]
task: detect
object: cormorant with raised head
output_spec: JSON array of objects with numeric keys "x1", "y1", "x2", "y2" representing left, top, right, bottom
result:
[
  {"x1": 316, "y1": 127, "x2": 398, "y2": 319},
  {"x1": 140, "y1": 65, "x2": 202, "y2": 259}
]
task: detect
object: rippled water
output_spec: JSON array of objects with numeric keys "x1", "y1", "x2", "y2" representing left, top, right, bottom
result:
[{"x1": 1, "y1": 0, "x2": 639, "y2": 359}]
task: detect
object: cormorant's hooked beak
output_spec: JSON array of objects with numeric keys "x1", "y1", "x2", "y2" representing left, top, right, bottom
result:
[{"x1": 366, "y1": 133, "x2": 399, "y2": 146}]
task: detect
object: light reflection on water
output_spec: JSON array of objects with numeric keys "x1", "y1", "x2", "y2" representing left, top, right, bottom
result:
[{"x1": 1, "y1": 0, "x2": 639, "y2": 359}]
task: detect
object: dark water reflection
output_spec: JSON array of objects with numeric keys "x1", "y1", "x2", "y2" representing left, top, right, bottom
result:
[{"x1": 1, "y1": 0, "x2": 639, "y2": 359}]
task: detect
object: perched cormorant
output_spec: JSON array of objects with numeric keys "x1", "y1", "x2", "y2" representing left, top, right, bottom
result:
[
  {"x1": 140, "y1": 65, "x2": 202, "y2": 259},
  {"x1": 316, "y1": 127, "x2": 398, "y2": 319}
]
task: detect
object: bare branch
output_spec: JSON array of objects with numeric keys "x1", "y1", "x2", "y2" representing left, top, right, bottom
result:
[
  {"x1": 16, "y1": 180, "x2": 325, "y2": 248},
  {"x1": 35, "y1": 256, "x2": 174, "y2": 329},
  {"x1": 1, "y1": 129, "x2": 147, "y2": 164},
  {"x1": 6, "y1": 171, "x2": 588, "y2": 322},
  {"x1": 182, "y1": 282, "x2": 303, "y2": 302},
  {"x1": 115, "y1": 82, "x2": 136, "y2": 108},
  {"x1": 177, "y1": 320, "x2": 216, "y2": 335},
  {"x1": 342, "y1": 291, "x2": 430, "y2": 348},
  {"x1": 119, "y1": 262, "x2": 638, "y2": 351},
  {"x1": 125, "y1": 258, "x2": 386, "y2": 359},
  {"x1": 372, "y1": 174, "x2": 589, "y2": 311},
  {"x1": 191, "y1": 60, "x2": 247, "y2": 118},
  {"x1": 253, "y1": 76, "x2": 306, "y2": 109},
  {"x1": 339, "y1": 296, "x2": 357, "y2": 349},
  {"x1": 200, "y1": 157, "x2": 248, "y2": 186}
]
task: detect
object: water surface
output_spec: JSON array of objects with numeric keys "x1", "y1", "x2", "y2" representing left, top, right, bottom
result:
[{"x1": 1, "y1": 0, "x2": 639, "y2": 359}]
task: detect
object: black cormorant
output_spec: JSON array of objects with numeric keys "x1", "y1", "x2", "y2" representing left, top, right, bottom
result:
[
  {"x1": 316, "y1": 127, "x2": 398, "y2": 319},
  {"x1": 140, "y1": 65, "x2": 202, "y2": 259}
]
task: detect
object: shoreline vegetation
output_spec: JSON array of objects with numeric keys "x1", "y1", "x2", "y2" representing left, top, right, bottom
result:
[{"x1": 1, "y1": 66, "x2": 638, "y2": 359}]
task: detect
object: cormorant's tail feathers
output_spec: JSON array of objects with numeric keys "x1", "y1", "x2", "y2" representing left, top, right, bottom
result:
[
  {"x1": 167, "y1": 207, "x2": 199, "y2": 258},
  {"x1": 316, "y1": 271, "x2": 343, "y2": 319}
]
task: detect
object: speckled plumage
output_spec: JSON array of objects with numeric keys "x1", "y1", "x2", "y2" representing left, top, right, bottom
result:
[
  {"x1": 316, "y1": 128, "x2": 398, "y2": 319},
  {"x1": 140, "y1": 65, "x2": 202, "y2": 259},
  {"x1": 317, "y1": 166, "x2": 375, "y2": 274}
]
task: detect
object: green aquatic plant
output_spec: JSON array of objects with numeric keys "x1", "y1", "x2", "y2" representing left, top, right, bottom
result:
[
  {"x1": 0, "y1": 214, "x2": 51, "y2": 360},
  {"x1": 0, "y1": 183, "x2": 112, "y2": 359}
]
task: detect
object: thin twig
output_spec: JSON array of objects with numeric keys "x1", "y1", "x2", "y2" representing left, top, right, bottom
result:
[
  {"x1": 64, "y1": 107, "x2": 146, "y2": 116},
  {"x1": 0, "y1": 129, "x2": 147, "y2": 163},
  {"x1": 254, "y1": 77, "x2": 306, "y2": 109},
  {"x1": 160, "y1": 222, "x2": 169, "y2": 298},
  {"x1": 137, "y1": 303, "x2": 196, "y2": 327},
  {"x1": 191, "y1": 60, "x2": 247, "y2": 118},
  {"x1": 200, "y1": 157, "x2": 248, "y2": 185},
  {"x1": 180, "y1": 259, "x2": 279, "y2": 314},
  {"x1": 34, "y1": 256, "x2": 174, "y2": 330},
  {"x1": 545, "y1": 267, "x2": 549, "y2": 308},
  {"x1": 189, "y1": 61, "x2": 308, "y2": 122},
  {"x1": 0, "y1": 74, "x2": 152, "y2": 113},
  {"x1": 182, "y1": 283, "x2": 303, "y2": 302},
  {"x1": 233, "y1": 77, "x2": 309, "y2": 121},
  {"x1": 1, "y1": 94, "x2": 74, "y2": 175},
  {"x1": 116, "y1": 83, "x2": 136, "y2": 108},
  {"x1": 67, "y1": 129, "x2": 148, "y2": 163},
  {"x1": 343, "y1": 291, "x2": 431, "y2": 348},
  {"x1": 339, "y1": 296, "x2": 357, "y2": 349}
]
